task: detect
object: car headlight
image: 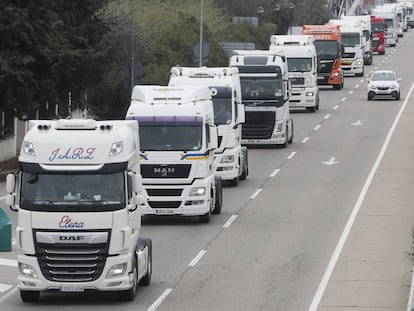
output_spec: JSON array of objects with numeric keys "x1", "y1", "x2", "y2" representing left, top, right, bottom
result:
[
  {"x1": 106, "y1": 263, "x2": 127, "y2": 278},
  {"x1": 19, "y1": 263, "x2": 38, "y2": 278},
  {"x1": 220, "y1": 155, "x2": 234, "y2": 163},
  {"x1": 189, "y1": 187, "x2": 206, "y2": 196},
  {"x1": 390, "y1": 84, "x2": 398, "y2": 89}
]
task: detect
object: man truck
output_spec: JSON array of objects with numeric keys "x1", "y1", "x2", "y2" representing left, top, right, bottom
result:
[
  {"x1": 126, "y1": 85, "x2": 223, "y2": 223},
  {"x1": 4, "y1": 119, "x2": 152, "y2": 302}
]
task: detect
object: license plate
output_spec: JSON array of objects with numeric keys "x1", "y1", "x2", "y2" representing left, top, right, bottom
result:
[
  {"x1": 155, "y1": 209, "x2": 175, "y2": 215},
  {"x1": 377, "y1": 91, "x2": 389, "y2": 94},
  {"x1": 60, "y1": 285, "x2": 84, "y2": 292}
]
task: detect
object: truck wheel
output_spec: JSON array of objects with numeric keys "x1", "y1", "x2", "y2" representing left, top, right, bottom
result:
[
  {"x1": 118, "y1": 258, "x2": 137, "y2": 301},
  {"x1": 333, "y1": 84, "x2": 341, "y2": 90},
  {"x1": 229, "y1": 176, "x2": 238, "y2": 187},
  {"x1": 139, "y1": 238, "x2": 152, "y2": 286},
  {"x1": 20, "y1": 290, "x2": 40, "y2": 303},
  {"x1": 239, "y1": 149, "x2": 248, "y2": 181},
  {"x1": 199, "y1": 190, "x2": 213, "y2": 223},
  {"x1": 212, "y1": 177, "x2": 222, "y2": 214},
  {"x1": 306, "y1": 106, "x2": 316, "y2": 113},
  {"x1": 288, "y1": 121, "x2": 294, "y2": 144}
]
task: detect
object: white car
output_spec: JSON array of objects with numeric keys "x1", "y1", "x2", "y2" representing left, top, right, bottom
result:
[{"x1": 367, "y1": 70, "x2": 401, "y2": 101}]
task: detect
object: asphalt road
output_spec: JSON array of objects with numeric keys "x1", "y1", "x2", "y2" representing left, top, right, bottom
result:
[{"x1": 0, "y1": 31, "x2": 413, "y2": 311}]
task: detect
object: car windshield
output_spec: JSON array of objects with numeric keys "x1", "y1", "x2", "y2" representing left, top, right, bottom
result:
[
  {"x1": 20, "y1": 172, "x2": 125, "y2": 211},
  {"x1": 371, "y1": 72, "x2": 396, "y2": 81}
]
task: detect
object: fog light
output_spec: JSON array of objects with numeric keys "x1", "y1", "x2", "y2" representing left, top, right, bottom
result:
[
  {"x1": 106, "y1": 263, "x2": 127, "y2": 278},
  {"x1": 19, "y1": 263, "x2": 38, "y2": 279}
]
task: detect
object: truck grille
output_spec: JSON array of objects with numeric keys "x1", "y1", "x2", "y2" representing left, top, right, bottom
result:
[
  {"x1": 343, "y1": 52, "x2": 355, "y2": 59},
  {"x1": 34, "y1": 230, "x2": 110, "y2": 282},
  {"x1": 242, "y1": 111, "x2": 275, "y2": 140},
  {"x1": 372, "y1": 40, "x2": 379, "y2": 49},
  {"x1": 148, "y1": 201, "x2": 181, "y2": 208},
  {"x1": 290, "y1": 77, "x2": 305, "y2": 85},
  {"x1": 147, "y1": 188, "x2": 183, "y2": 196},
  {"x1": 319, "y1": 61, "x2": 334, "y2": 73},
  {"x1": 141, "y1": 164, "x2": 191, "y2": 178}
]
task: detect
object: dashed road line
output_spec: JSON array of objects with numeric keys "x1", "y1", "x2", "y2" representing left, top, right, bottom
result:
[
  {"x1": 287, "y1": 151, "x2": 296, "y2": 160},
  {"x1": 249, "y1": 188, "x2": 262, "y2": 199},
  {"x1": 223, "y1": 215, "x2": 238, "y2": 228},
  {"x1": 302, "y1": 137, "x2": 310, "y2": 144},
  {"x1": 360, "y1": 79, "x2": 365, "y2": 83},
  {"x1": 0, "y1": 283, "x2": 13, "y2": 293},
  {"x1": 0, "y1": 258, "x2": 17, "y2": 267},
  {"x1": 189, "y1": 250, "x2": 206, "y2": 267},
  {"x1": 355, "y1": 84, "x2": 360, "y2": 89},
  {"x1": 324, "y1": 114, "x2": 331, "y2": 120},
  {"x1": 349, "y1": 90, "x2": 354, "y2": 95},
  {"x1": 333, "y1": 105, "x2": 339, "y2": 110},
  {"x1": 270, "y1": 168, "x2": 280, "y2": 177},
  {"x1": 341, "y1": 97, "x2": 347, "y2": 102},
  {"x1": 314, "y1": 124, "x2": 322, "y2": 131},
  {"x1": 147, "y1": 289, "x2": 173, "y2": 311}
]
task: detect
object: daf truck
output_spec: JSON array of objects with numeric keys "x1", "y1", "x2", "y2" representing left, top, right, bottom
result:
[
  {"x1": 4, "y1": 119, "x2": 152, "y2": 302},
  {"x1": 229, "y1": 50, "x2": 293, "y2": 147},
  {"x1": 328, "y1": 19, "x2": 366, "y2": 76},
  {"x1": 168, "y1": 66, "x2": 248, "y2": 186},
  {"x1": 269, "y1": 34, "x2": 319, "y2": 112},
  {"x1": 126, "y1": 85, "x2": 223, "y2": 223},
  {"x1": 371, "y1": 15, "x2": 386, "y2": 55},
  {"x1": 302, "y1": 25, "x2": 344, "y2": 90}
]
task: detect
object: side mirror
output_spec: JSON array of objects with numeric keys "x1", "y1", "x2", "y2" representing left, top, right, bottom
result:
[
  {"x1": 132, "y1": 173, "x2": 143, "y2": 193},
  {"x1": 6, "y1": 174, "x2": 15, "y2": 193},
  {"x1": 398, "y1": 78, "x2": 402, "y2": 82},
  {"x1": 237, "y1": 104, "x2": 245, "y2": 124},
  {"x1": 133, "y1": 194, "x2": 146, "y2": 206},
  {"x1": 209, "y1": 126, "x2": 218, "y2": 150},
  {"x1": 5, "y1": 194, "x2": 17, "y2": 211}
]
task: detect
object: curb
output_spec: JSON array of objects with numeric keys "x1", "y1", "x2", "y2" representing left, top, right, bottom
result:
[{"x1": 408, "y1": 265, "x2": 414, "y2": 311}]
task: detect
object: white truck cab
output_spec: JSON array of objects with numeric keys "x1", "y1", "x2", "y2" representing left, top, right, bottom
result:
[
  {"x1": 126, "y1": 85, "x2": 223, "y2": 223},
  {"x1": 269, "y1": 35, "x2": 319, "y2": 112},
  {"x1": 328, "y1": 19, "x2": 365, "y2": 77},
  {"x1": 230, "y1": 50, "x2": 293, "y2": 147},
  {"x1": 4, "y1": 119, "x2": 152, "y2": 302},
  {"x1": 169, "y1": 66, "x2": 248, "y2": 186}
]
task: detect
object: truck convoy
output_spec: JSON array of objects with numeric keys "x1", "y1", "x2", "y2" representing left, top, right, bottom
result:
[
  {"x1": 302, "y1": 24, "x2": 344, "y2": 90},
  {"x1": 340, "y1": 15, "x2": 373, "y2": 65},
  {"x1": 4, "y1": 119, "x2": 152, "y2": 302},
  {"x1": 269, "y1": 35, "x2": 319, "y2": 112},
  {"x1": 126, "y1": 85, "x2": 223, "y2": 223},
  {"x1": 229, "y1": 50, "x2": 293, "y2": 147},
  {"x1": 371, "y1": 15, "x2": 386, "y2": 55},
  {"x1": 328, "y1": 19, "x2": 366, "y2": 77},
  {"x1": 397, "y1": 1, "x2": 414, "y2": 28},
  {"x1": 168, "y1": 66, "x2": 248, "y2": 186},
  {"x1": 372, "y1": 5, "x2": 399, "y2": 46}
]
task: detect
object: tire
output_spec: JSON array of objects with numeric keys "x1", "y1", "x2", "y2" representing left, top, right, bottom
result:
[
  {"x1": 118, "y1": 258, "x2": 137, "y2": 301},
  {"x1": 229, "y1": 176, "x2": 238, "y2": 187},
  {"x1": 367, "y1": 92, "x2": 374, "y2": 101},
  {"x1": 139, "y1": 238, "x2": 152, "y2": 286},
  {"x1": 212, "y1": 177, "x2": 222, "y2": 214},
  {"x1": 288, "y1": 121, "x2": 294, "y2": 144},
  {"x1": 306, "y1": 106, "x2": 316, "y2": 113},
  {"x1": 199, "y1": 190, "x2": 213, "y2": 223},
  {"x1": 333, "y1": 84, "x2": 341, "y2": 90},
  {"x1": 395, "y1": 92, "x2": 400, "y2": 100},
  {"x1": 379, "y1": 51, "x2": 385, "y2": 55},
  {"x1": 20, "y1": 290, "x2": 40, "y2": 303},
  {"x1": 239, "y1": 149, "x2": 248, "y2": 181}
]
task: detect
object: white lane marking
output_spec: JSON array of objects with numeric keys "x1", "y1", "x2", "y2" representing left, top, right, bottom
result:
[
  {"x1": 287, "y1": 151, "x2": 296, "y2": 160},
  {"x1": 249, "y1": 188, "x2": 262, "y2": 199},
  {"x1": 324, "y1": 114, "x2": 330, "y2": 120},
  {"x1": 0, "y1": 258, "x2": 17, "y2": 267},
  {"x1": 360, "y1": 79, "x2": 365, "y2": 83},
  {"x1": 333, "y1": 105, "x2": 339, "y2": 110},
  {"x1": 351, "y1": 120, "x2": 364, "y2": 126},
  {"x1": 0, "y1": 287, "x2": 17, "y2": 304},
  {"x1": 0, "y1": 284, "x2": 13, "y2": 293},
  {"x1": 147, "y1": 288, "x2": 173, "y2": 311},
  {"x1": 375, "y1": 66, "x2": 378, "y2": 69},
  {"x1": 270, "y1": 168, "x2": 280, "y2": 177},
  {"x1": 355, "y1": 84, "x2": 360, "y2": 89},
  {"x1": 189, "y1": 250, "x2": 207, "y2": 267},
  {"x1": 314, "y1": 124, "x2": 322, "y2": 131},
  {"x1": 349, "y1": 90, "x2": 354, "y2": 95},
  {"x1": 308, "y1": 82, "x2": 414, "y2": 311},
  {"x1": 341, "y1": 97, "x2": 347, "y2": 102},
  {"x1": 302, "y1": 137, "x2": 310, "y2": 144},
  {"x1": 407, "y1": 265, "x2": 414, "y2": 311},
  {"x1": 223, "y1": 215, "x2": 238, "y2": 228},
  {"x1": 321, "y1": 157, "x2": 339, "y2": 166}
]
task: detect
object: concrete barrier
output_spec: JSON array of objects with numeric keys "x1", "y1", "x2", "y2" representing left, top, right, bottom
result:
[{"x1": 0, "y1": 208, "x2": 12, "y2": 251}]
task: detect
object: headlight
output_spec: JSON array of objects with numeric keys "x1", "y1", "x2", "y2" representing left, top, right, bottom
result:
[
  {"x1": 306, "y1": 92, "x2": 314, "y2": 97},
  {"x1": 390, "y1": 84, "x2": 398, "y2": 89},
  {"x1": 106, "y1": 263, "x2": 127, "y2": 278},
  {"x1": 356, "y1": 61, "x2": 362, "y2": 66},
  {"x1": 275, "y1": 122, "x2": 283, "y2": 133},
  {"x1": 23, "y1": 141, "x2": 35, "y2": 156},
  {"x1": 109, "y1": 141, "x2": 123, "y2": 156},
  {"x1": 220, "y1": 155, "x2": 234, "y2": 163},
  {"x1": 18, "y1": 263, "x2": 38, "y2": 278},
  {"x1": 189, "y1": 187, "x2": 206, "y2": 196},
  {"x1": 332, "y1": 72, "x2": 339, "y2": 77}
]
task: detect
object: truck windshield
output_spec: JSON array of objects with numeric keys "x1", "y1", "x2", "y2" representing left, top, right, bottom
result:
[
  {"x1": 240, "y1": 77, "x2": 283, "y2": 100},
  {"x1": 287, "y1": 58, "x2": 312, "y2": 72},
  {"x1": 20, "y1": 172, "x2": 125, "y2": 212},
  {"x1": 140, "y1": 123, "x2": 203, "y2": 151},
  {"x1": 385, "y1": 19, "x2": 394, "y2": 28},
  {"x1": 212, "y1": 97, "x2": 233, "y2": 125},
  {"x1": 371, "y1": 23, "x2": 385, "y2": 33},
  {"x1": 341, "y1": 33, "x2": 360, "y2": 47},
  {"x1": 314, "y1": 41, "x2": 339, "y2": 59}
]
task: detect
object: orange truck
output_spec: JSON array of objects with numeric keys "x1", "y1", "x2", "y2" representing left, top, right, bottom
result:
[{"x1": 302, "y1": 25, "x2": 344, "y2": 90}]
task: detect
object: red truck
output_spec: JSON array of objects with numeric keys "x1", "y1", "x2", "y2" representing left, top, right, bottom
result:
[{"x1": 371, "y1": 15, "x2": 386, "y2": 55}]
